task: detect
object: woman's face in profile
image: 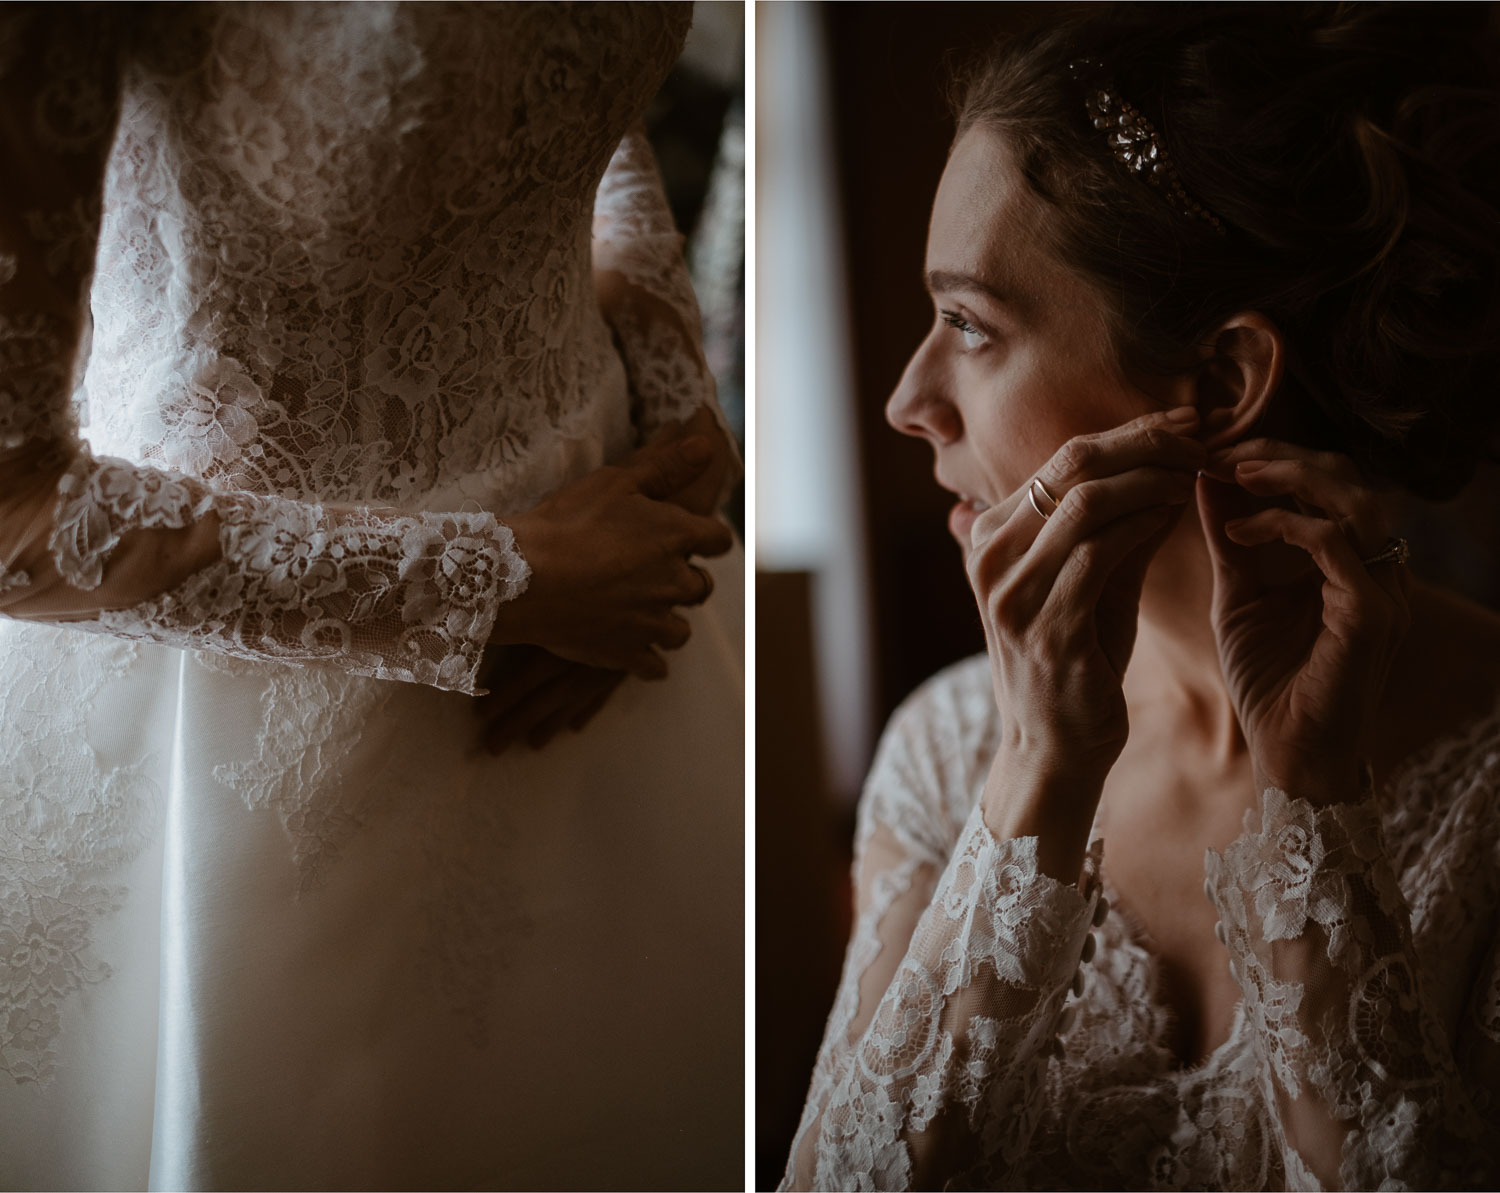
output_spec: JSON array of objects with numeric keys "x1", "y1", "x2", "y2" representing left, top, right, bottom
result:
[{"x1": 886, "y1": 126, "x2": 1164, "y2": 546}]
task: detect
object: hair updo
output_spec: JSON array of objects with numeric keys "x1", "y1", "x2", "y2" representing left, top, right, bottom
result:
[{"x1": 955, "y1": 2, "x2": 1500, "y2": 499}]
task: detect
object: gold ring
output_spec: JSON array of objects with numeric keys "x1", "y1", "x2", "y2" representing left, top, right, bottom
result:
[
  {"x1": 1028, "y1": 478, "x2": 1060, "y2": 521},
  {"x1": 1360, "y1": 537, "x2": 1410, "y2": 568}
]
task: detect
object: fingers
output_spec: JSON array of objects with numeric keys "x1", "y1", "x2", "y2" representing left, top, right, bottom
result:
[
  {"x1": 1221, "y1": 506, "x2": 1410, "y2": 644},
  {"x1": 1033, "y1": 407, "x2": 1207, "y2": 503},
  {"x1": 1222, "y1": 456, "x2": 1386, "y2": 554},
  {"x1": 675, "y1": 563, "x2": 714, "y2": 607},
  {"x1": 473, "y1": 645, "x2": 572, "y2": 723},
  {"x1": 654, "y1": 611, "x2": 692, "y2": 651},
  {"x1": 482, "y1": 664, "x2": 628, "y2": 755},
  {"x1": 567, "y1": 675, "x2": 625, "y2": 732},
  {"x1": 972, "y1": 465, "x2": 1194, "y2": 623},
  {"x1": 1195, "y1": 472, "x2": 1268, "y2": 609},
  {"x1": 523, "y1": 670, "x2": 627, "y2": 749},
  {"x1": 1208, "y1": 438, "x2": 1360, "y2": 485},
  {"x1": 627, "y1": 435, "x2": 713, "y2": 500},
  {"x1": 670, "y1": 509, "x2": 734, "y2": 558},
  {"x1": 968, "y1": 407, "x2": 1205, "y2": 562},
  {"x1": 1056, "y1": 504, "x2": 1179, "y2": 607},
  {"x1": 630, "y1": 647, "x2": 669, "y2": 681}
]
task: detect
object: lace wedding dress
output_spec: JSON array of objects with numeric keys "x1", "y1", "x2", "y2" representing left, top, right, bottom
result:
[
  {"x1": 783, "y1": 655, "x2": 1500, "y2": 1191},
  {"x1": 0, "y1": 5, "x2": 742, "y2": 1189}
]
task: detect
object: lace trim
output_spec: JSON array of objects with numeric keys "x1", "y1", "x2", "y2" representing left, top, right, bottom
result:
[
  {"x1": 789, "y1": 806, "x2": 1099, "y2": 1190},
  {"x1": 47, "y1": 447, "x2": 528, "y2": 694},
  {"x1": 1207, "y1": 786, "x2": 1491, "y2": 1189}
]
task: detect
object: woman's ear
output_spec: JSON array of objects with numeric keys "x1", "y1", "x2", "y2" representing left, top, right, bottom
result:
[{"x1": 1195, "y1": 312, "x2": 1283, "y2": 449}]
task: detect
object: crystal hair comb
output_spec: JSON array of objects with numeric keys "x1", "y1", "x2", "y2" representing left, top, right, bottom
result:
[{"x1": 1069, "y1": 59, "x2": 1226, "y2": 235}]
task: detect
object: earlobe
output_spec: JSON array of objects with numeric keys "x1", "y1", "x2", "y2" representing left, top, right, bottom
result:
[{"x1": 1194, "y1": 313, "x2": 1284, "y2": 448}]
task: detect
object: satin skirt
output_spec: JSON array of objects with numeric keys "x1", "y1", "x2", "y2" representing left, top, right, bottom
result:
[{"x1": 0, "y1": 546, "x2": 744, "y2": 1191}]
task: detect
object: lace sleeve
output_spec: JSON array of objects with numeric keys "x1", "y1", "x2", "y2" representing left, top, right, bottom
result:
[
  {"x1": 1205, "y1": 786, "x2": 1496, "y2": 1190},
  {"x1": 781, "y1": 697, "x2": 1102, "y2": 1191},
  {"x1": 0, "y1": 9, "x2": 526, "y2": 695},
  {"x1": 592, "y1": 126, "x2": 741, "y2": 484}
]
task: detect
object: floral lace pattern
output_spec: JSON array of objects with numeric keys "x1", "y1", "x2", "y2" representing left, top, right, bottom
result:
[
  {"x1": 0, "y1": 4, "x2": 697, "y2": 695},
  {"x1": 785, "y1": 655, "x2": 1500, "y2": 1190},
  {"x1": 0, "y1": 629, "x2": 161, "y2": 1085},
  {"x1": 0, "y1": 1, "x2": 717, "y2": 1101}
]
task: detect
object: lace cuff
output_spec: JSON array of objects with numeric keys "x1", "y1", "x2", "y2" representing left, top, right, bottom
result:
[
  {"x1": 1206, "y1": 787, "x2": 1489, "y2": 1190},
  {"x1": 788, "y1": 802, "x2": 1100, "y2": 1190},
  {"x1": 21, "y1": 447, "x2": 527, "y2": 694}
]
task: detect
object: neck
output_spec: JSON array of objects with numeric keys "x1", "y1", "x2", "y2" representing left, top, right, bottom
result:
[{"x1": 1124, "y1": 506, "x2": 1245, "y2": 763}]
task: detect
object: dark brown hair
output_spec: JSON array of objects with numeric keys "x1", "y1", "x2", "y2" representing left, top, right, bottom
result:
[{"x1": 955, "y1": 2, "x2": 1500, "y2": 499}]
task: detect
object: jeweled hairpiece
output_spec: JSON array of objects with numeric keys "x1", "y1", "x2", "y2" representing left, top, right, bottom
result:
[{"x1": 1068, "y1": 59, "x2": 1225, "y2": 236}]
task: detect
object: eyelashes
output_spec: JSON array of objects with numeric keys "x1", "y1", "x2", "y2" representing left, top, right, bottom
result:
[{"x1": 940, "y1": 309, "x2": 988, "y2": 350}]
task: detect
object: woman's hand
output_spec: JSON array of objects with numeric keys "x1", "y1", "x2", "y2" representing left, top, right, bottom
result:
[
  {"x1": 966, "y1": 409, "x2": 1205, "y2": 867},
  {"x1": 491, "y1": 436, "x2": 731, "y2": 677},
  {"x1": 473, "y1": 645, "x2": 626, "y2": 755},
  {"x1": 1198, "y1": 439, "x2": 1411, "y2": 803},
  {"x1": 628, "y1": 405, "x2": 736, "y2": 517}
]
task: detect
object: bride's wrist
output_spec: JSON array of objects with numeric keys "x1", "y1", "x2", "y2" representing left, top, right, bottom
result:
[
  {"x1": 981, "y1": 748, "x2": 1107, "y2": 883},
  {"x1": 1249, "y1": 741, "x2": 1367, "y2": 806}
]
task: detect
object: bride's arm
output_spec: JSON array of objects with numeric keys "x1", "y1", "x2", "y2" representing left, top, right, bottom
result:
[
  {"x1": 0, "y1": 9, "x2": 727, "y2": 695},
  {"x1": 1197, "y1": 443, "x2": 1498, "y2": 1188},
  {"x1": 781, "y1": 681, "x2": 1102, "y2": 1191},
  {"x1": 1204, "y1": 777, "x2": 1498, "y2": 1190},
  {"x1": 592, "y1": 125, "x2": 741, "y2": 515}
]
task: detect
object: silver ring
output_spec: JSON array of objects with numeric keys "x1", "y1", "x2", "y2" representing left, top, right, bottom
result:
[
  {"x1": 1360, "y1": 537, "x2": 1410, "y2": 568},
  {"x1": 1028, "y1": 477, "x2": 1060, "y2": 521}
]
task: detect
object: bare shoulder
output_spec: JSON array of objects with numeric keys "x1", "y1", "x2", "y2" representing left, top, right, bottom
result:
[{"x1": 1374, "y1": 579, "x2": 1500, "y2": 777}]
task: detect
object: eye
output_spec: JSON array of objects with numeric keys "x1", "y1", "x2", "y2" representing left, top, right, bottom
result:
[{"x1": 940, "y1": 309, "x2": 987, "y2": 350}]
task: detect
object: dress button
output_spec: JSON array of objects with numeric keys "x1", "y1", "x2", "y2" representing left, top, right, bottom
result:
[
  {"x1": 1071, "y1": 970, "x2": 1084, "y2": 997},
  {"x1": 1080, "y1": 932, "x2": 1097, "y2": 963},
  {"x1": 1058, "y1": 1004, "x2": 1076, "y2": 1033},
  {"x1": 1091, "y1": 896, "x2": 1109, "y2": 927},
  {"x1": 1203, "y1": 877, "x2": 1214, "y2": 901},
  {"x1": 1214, "y1": 921, "x2": 1227, "y2": 945}
]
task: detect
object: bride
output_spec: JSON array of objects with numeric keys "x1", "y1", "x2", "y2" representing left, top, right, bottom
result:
[
  {"x1": 785, "y1": 5, "x2": 1499, "y2": 1190},
  {"x1": 0, "y1": 4, "x2": 742, "y2": 1189}
]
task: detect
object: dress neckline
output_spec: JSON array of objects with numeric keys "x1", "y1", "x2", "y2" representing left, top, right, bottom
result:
[{"x1": 1088, "y1": 679, "x2": 1500, "y2": 1078}]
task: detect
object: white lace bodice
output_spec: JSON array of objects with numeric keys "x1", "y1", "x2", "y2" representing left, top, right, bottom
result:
[
  {"x1": 784, "y1": 655, "x2": 1500, "y2": 1191},
  {"x1": 0, "y1": 3, "x2": 717, "y2": 693}
]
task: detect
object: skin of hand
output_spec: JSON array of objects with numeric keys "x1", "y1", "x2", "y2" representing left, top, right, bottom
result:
[
  {"x1": 1197, "y1": 439, "x2": 1412, "y2": 803},
  {"x1": 961, "y1": 411, "x2": 1206, "y2": 875},
  {"x1": 488, "y1": 432, "x2": 732, "y2": 677},
  {"x1": 473, "y1": 644, "x2": 628, "y2": 755},
  {"x1": 885, "y1": 125, "x2": 1221, "y2": 879},
  {"x1": 627, "y1": 404, "x2": 736, "y2": 517},
  {"x1": 475, "y1": 409, "x2": 731, "y2": 751}
]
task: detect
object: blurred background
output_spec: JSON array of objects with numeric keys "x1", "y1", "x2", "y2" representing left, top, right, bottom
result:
[
  {"x1": 753, "y1": 2, "x2": 1500, "y2": 1186},
  {"x1": 650, "y1": 0, "x2": 746, "y2": 533}
]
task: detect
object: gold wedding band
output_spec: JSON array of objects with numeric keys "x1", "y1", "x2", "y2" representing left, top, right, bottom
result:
[
  {"x1": 1028, "y1": 477, "x2": 1060, "y2": 521},
  {"x1": 691, "y1": 565, "x2": 713, "y2": 604},
  {"x1": 1360, "y1": 537, "x2": 1410, "y2": 568}
]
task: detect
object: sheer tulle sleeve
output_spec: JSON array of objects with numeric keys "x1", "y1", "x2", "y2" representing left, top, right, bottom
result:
[
  {"x1": 781, "y1": 681, "x2": 1102, "y2": 1191},
  {"x1": 592, "y1": 126, "x2": 741, "y2": 491},
  {"x1": 1206, "y1": 785, "x2": 1499, "y2": 1190},
  {"x1": 0, "y1": 9, "x2": 527, "y2": 695}
]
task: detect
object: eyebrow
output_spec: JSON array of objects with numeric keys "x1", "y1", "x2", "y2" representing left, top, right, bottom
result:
[{"x1": 924, "y1": 269, "x2": 1024, "y2": 312}]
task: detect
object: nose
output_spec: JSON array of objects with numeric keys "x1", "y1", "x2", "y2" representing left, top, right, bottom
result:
[{"x1": 885, "y1": 330, "x2": 961, "y2": 444}]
